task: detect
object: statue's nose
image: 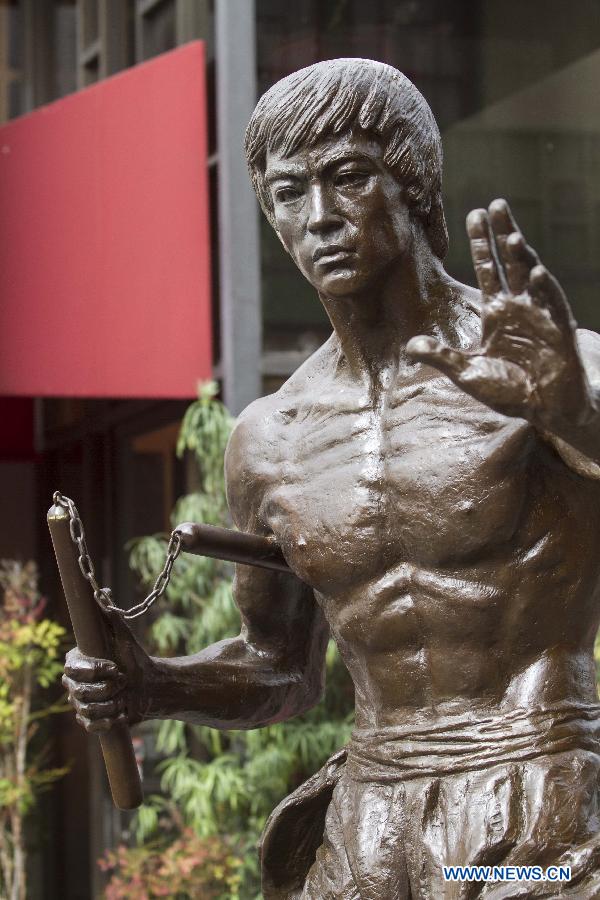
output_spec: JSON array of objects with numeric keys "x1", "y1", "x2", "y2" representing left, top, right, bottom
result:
[{"x1": 307, "y1": 184, "x2": 342, "y2": 233}]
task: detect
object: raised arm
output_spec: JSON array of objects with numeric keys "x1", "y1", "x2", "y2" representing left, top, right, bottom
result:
[
  {"x1": 63, "y1": 401, "x2": 329, "y2": 732},
  {"x1": 407, "y1": 198, "x2": 600, "y2": 477}
]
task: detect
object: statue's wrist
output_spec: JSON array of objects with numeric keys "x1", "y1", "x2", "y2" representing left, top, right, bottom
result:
[
  {"x1": 531, "y1": 380, "x2": 599, "y2": 448},
  {"x1": 128, "y1": 652, "x2": 161, "y2": 723}
]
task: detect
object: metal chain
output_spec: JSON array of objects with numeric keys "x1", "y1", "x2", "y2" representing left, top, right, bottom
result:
[{"x1": 53, "y1": 491, "x2": 181, "y2": 620}]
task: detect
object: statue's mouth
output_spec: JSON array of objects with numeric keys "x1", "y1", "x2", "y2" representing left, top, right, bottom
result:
[{"x1": 313, "y1": 245, "x2": 355, "y2": 264}]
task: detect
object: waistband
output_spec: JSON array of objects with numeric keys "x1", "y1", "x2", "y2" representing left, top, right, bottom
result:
[{"x1": 347, "y1": 701, "x2": 600, "y2": 782}]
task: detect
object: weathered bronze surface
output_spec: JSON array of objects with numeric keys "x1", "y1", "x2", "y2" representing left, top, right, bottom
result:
[
  {"x1": 63, "y1": 59, "x2": 600, "y2": 897},
  {"x1": 177, "y1": 520, "x2": 291, "y2": 573}
]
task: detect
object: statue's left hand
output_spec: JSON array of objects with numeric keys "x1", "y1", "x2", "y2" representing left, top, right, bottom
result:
[{"x1": 407, "y1": 199, "x2": 595, "y2": 435}]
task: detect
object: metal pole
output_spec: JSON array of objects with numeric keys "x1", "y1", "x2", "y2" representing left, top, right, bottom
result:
[{"x1": 215, "y1": 0, "x2": 262, "y2": 416}]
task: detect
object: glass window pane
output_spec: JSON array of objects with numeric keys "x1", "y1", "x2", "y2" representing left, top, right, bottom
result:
[
  {"x1": 138, "y1": 0, "x2": 176, "y2": 61},
  {"x1": 54, "y1": 1, "x2": 77, "y2": 98},
  {"x1": 442, "y1": 2, "x2": 600, "y2": 329},
  {"x1": 82, "y1": 0, "x2": 99, "y2": 45},
  {"x1": 8, "y1": 0, "x2": 23, "y2": 69}
]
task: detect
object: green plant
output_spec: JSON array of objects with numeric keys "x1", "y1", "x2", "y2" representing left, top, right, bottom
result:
[
  {"x1": 106, "y1": 381, "x2": 354, "y2": 898},
  {"x1": 0, "y1": 560, "x2": 69, "y2": 900},
  {"x1": 99, "y1": 827, "x2": 244, "y2": 899}
]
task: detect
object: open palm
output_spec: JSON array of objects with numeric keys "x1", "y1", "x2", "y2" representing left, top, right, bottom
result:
[{"x1": 408, "y1": 199, "x2": 592, "y2": 432}]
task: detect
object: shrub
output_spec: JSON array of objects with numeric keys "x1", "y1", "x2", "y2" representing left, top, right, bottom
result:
[
  {"x1": 99, "y1": 828, "x2": 243, "y2": 900},
  {"x1": 0, "y1": 560, "x2": 69, "y2": 900}
]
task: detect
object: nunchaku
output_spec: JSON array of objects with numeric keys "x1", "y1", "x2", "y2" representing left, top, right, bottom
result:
[{"x1": 48, "y1": 495, "x2": 290, "y2": 811}]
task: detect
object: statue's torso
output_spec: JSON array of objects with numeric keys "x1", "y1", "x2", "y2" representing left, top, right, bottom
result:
[{"x1": 257, "y1": 352, "x2": 600, "y2": 727}]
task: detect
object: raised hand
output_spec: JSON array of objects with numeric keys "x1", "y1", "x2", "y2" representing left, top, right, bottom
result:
[{"x1": 407, "y1": 199, "x2": 594, "y2": 434}]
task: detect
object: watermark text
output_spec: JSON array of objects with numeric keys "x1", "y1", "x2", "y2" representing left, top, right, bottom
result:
[{"x1": 443, "y1": 865, "x2": 571, "y2": 883}]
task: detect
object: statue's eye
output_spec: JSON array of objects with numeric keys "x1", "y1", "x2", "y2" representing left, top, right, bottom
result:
[
  {"x1": 275, "y1": 186, "x2": 302, "y2": 203},
  {"x1": 335, "y1": 170, "x2": 368, "y2": 187}
]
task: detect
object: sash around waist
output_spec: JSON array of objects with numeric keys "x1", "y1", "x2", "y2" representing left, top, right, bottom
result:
[{"x1": 347, "y1": 701, "x2": 600, "y2": 782}]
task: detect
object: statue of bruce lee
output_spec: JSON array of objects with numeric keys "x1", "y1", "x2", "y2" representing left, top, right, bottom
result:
[{"x1": 62, "y1": 59, "x2": 600, "y2": 898}]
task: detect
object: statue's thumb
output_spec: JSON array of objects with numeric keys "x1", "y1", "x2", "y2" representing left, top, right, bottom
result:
[
  {"x1": 406, "y1": 336, "x2": 468, "y2": 381},
  {"x1": 102, "y1": 607, "x2": 144, "y2": 675}
]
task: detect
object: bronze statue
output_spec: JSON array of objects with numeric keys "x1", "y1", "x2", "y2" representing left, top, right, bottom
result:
[{"x1": 62, "y1": 59, "x2": 600, "y2": 897}]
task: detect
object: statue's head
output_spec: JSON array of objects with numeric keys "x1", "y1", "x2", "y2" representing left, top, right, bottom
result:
[{"x1": 245, "y1": 58, "x2": 448, "y2": 265}]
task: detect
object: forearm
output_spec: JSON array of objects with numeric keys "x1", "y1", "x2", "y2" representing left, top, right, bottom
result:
[{"x1": 137, "y1": 635, "x2": 316, "y2": 729}]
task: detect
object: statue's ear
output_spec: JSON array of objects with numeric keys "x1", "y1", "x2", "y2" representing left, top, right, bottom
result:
[{"x1": 275, "y1": 227, "x2": 293, "y2": 258}]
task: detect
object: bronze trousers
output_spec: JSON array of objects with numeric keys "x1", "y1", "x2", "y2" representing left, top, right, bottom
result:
[{"x1": 262, "y1": 703, "x2": 600, "y2": 899}]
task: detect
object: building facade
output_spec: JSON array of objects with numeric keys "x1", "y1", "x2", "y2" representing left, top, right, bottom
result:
[{"x1": 1, "y1": 1, "x2": 600, "y2": 895}]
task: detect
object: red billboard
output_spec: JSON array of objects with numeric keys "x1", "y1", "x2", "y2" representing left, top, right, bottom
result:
[{"x1": 0, "y1": 41, "x2": 212, "y2": 399}]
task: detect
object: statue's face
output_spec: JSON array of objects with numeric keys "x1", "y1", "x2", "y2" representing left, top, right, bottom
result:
[{"x1": 265, "y1": 131, "x2": 414, "y2": 299}]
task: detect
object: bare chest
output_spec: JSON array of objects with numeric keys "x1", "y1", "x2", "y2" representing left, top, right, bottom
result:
[{"x1": 261, "y1": 378, "x2": 533, "y2": 592}]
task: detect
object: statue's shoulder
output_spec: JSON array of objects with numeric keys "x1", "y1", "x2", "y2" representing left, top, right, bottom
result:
[
  {"x1": 232, "y1": 335, "x2": 338, "y2": 439},
  {"x1": 224, "y1": 395, "x2": 276, "y2": 527},
  {"x1": 224, "y1": 338, "x2": 336, "y2": 524},
  {"x1": 224, "y1": 393, "x2": 278, "y2": 489},
  {"x1": 276, "y1": 334, "x2": 339, "y2": 402}
]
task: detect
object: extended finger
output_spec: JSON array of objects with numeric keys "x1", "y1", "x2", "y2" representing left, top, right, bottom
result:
[
  {"x1": 529, "y1": 265, "x2": 577, "y2": 331},
  {"x1": 62, "y1": 673, "x2": 125, "y2": 701},
  {"x1": 69, "y1": 695, "x2": 124, "y2": 720},
  {"x1": 407, "y1": 336, "x2": 470, "y2": 380},
  {"x1": 488, "y1": 199, "x2": 536, "y2": 295},
  {"x1": 466, "y1": 209, "x2": 504, "y2": 298},
  {"x1": 504, "y1": 230, "x2": 541, "y2": 295}
]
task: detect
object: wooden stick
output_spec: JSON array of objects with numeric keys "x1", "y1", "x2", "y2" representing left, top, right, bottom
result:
[
  {"x1": 47, "y1": 504, "x2": 143, "y2": 811},
  {"x1": 176, "y1": 521, "x2": 291, "y2": 573}
]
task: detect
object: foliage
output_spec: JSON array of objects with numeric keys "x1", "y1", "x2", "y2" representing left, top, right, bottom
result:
[
  {"x1": 0, "y1": 560, "x2": 69, "y2": 900},
  {"x1": 99, "y1": 828, "x2": 244, "y2": 900},
  {"x1": 105, "y1": 381, "x2": 354, "y2": 898}
]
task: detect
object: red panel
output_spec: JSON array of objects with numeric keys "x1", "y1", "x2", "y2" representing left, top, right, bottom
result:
[{"x1": 0, "y1": 42, "x2": 211, "y2": 399}]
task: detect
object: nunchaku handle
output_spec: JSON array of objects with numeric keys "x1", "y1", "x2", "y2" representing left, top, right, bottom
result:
[
  {"x1": 175, "y1": 521, "x2": 291, "y2": 573},
  {"x1": 47, "y1": 504, "x2": 143, "y2": 811}
]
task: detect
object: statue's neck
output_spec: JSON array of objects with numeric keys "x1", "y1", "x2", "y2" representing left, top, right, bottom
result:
[{"x1": 319, "y1": 247, "x2": 461, "y2": 391}]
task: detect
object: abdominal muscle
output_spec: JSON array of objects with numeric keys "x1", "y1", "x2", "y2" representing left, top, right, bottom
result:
[{"x1": 317, "y1": 552, "x2": 600, "y2": 732}]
